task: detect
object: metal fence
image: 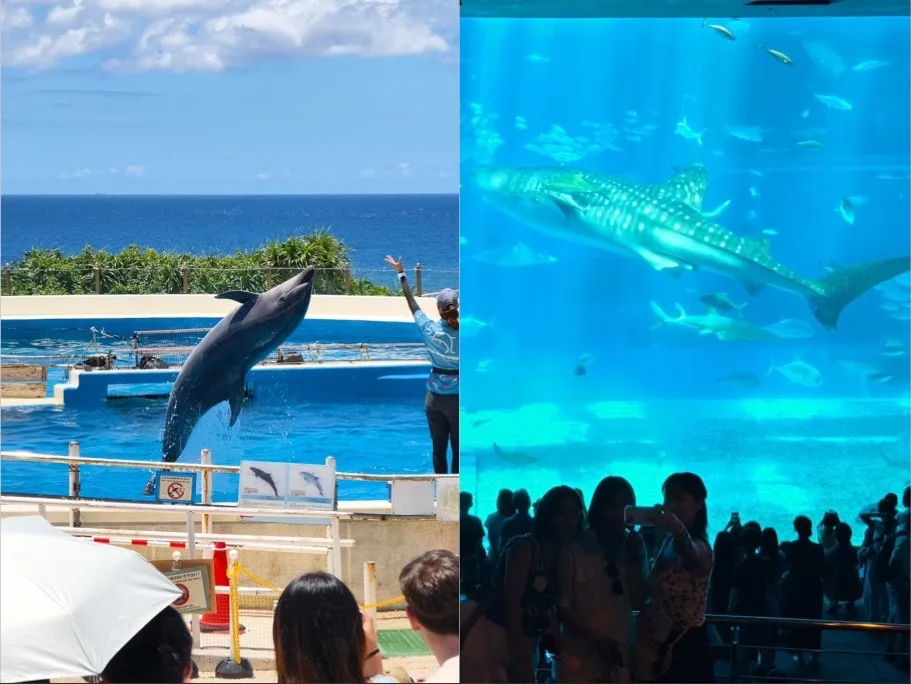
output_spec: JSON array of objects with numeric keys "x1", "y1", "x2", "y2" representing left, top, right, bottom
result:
[{"x1": 1, "y1": 264, "x2": 458, "y2": 297}]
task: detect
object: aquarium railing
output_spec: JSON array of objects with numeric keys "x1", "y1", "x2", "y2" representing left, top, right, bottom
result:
[
  {"x1": 1, "y1": 263, "x2": 458, "y2": 297},
  {"x1": 702, "y1": 613, "x2": 909, "y2": 683}
]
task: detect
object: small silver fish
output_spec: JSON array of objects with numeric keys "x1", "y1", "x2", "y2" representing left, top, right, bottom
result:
[
  {"x1": 702, "y1": 19, "x2": 735, "y2": 40},
  {"x1": 760, "y1": 44, "x2": 794, "y2": 65}
]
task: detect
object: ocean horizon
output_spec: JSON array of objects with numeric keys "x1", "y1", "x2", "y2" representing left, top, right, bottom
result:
[{"x1": 1, "y1": 193, "x2": 459, "y2": 292}]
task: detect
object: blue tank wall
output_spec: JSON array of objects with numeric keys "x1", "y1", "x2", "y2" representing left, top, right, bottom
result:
[
  {"x1": 64, "y1": 362, "x2": 431, "y2": 408},
  {"x1": 1, "y1": 316, "x2": 422, "y2": 345}
]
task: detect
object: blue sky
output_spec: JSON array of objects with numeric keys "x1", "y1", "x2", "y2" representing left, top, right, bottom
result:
[{"x1": 1, "y1": 0, "x2": 458, "y2": 194}]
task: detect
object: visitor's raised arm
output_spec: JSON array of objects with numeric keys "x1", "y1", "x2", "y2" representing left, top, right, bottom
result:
[{"x1": 385, "y1": 255, "x2": 421, "y2": 315}]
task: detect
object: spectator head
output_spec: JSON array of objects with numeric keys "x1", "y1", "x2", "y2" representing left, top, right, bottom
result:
[
  {"x1": 885, "y1": 492, "x2": 899, "y2": 510},
  {"x1": 821, "y1": 510, "x2": 840, "y2": 528},
  {"x1": 512, "y1": 489, "x2": 531, "y2": 515},
  {"x1": 904, "y1": 486, "x2": 910, "y2": 509},
  {"x1": 589, "y1": 476, "x2": 635, "y2": 535},
  {"x1": 532, "y1": 485, "x2": 584, "y2": 541},
  {"x1": 740, "y1": 523, "x2": 762, "y2": 554},
  {"x1": 834, "y1": 521, "x2": 852, "y2": 546},
  {"x1": 273, "y1": 572, "x2": 366, "y2": 684},
  {"x1": 793, "y1": 515, "x2": 813, "y2": 539},
  {"x1": 399, "y1": 550, "x2": 459, "y2": 638},
  {"x1": 459, "y1": 491, "x2": 473, "y2": 514},
  {"x1": 662, "y1": 472, "x2": 708, "y2": 542},
  {"x1": 101, "y1": 606, "x2": 192, "y2": 684},
  {"x1": 495, "y1": 489, "x2": 515, "y2": 517},
  {"x1": 760, "y1": 527, "x2": 779, "y2": 559}
]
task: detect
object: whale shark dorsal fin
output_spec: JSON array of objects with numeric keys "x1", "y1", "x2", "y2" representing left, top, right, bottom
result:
[
  {"x1": 660, "y1": 165, "x2": 708, "y2": 211},
  {"x1": 216, "y1": 290, "x2": 258, "y2": 304},
  {"x1": 227, "y1": 379, "x2": 245, "y2": 427}
]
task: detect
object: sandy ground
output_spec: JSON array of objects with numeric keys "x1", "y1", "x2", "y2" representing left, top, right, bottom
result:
[{"x1": 51, "y1": 611, "x2": 438, "y2": 683}]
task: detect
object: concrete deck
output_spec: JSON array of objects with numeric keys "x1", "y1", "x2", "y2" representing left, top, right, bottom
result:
[{"x1": 0, "y1": 293, "x2": 440, "y2": 320}]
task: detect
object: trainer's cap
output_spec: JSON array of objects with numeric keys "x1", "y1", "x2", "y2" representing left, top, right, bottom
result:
[{"x1": 436, "y1": 288, "x2": 459, "y2": 312}]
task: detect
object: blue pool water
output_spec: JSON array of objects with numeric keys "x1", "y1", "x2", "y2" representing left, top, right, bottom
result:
[
  {"x1": 1, "y1": 317, "x2": 434, "y2": 501},
  {"x1": 1, "y1": 398, "x2": 430, "y2": 502},
  {"x1": 459, "y1": 16, "x2": 910, "y2": 537}
]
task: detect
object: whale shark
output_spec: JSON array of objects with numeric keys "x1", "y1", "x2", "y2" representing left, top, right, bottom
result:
[
  {"x1": 470, "y1": 164, "x2": 910, "y2": 330},
  {"x1": 143, "y1": 267, "x2": 316, "y2": 495}
]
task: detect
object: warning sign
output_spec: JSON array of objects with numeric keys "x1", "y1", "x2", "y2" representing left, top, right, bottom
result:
[
  {"x1": 165, "y1": 569, "x2": 210, "y2": 613},
  {"x1": 154, "y1": 473, "x2": 197, "y2": 504},
  {"x1": 151, "y1": 559, "x2": 216, "y2": 615}
]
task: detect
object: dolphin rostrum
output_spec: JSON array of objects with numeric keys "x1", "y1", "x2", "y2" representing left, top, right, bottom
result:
[
  {"x1": 143, "y1": 267, "x2": 316, "y2": 495},
  {"x1": 471, "y1": 165, "x2": 910, "y2": 330}
]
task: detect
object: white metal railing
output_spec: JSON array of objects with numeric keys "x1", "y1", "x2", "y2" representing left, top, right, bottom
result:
[{"x1": 0, "y1": 445, "x2": 441, "y2": 481}]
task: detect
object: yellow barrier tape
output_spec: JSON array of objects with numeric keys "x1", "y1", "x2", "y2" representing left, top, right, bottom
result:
[
  {"x1": 235, "y1": 562, "x2": 404, "y2": 610},
  {"x1": 226, "y1": 561, "x2": 241, "y2": 665}
]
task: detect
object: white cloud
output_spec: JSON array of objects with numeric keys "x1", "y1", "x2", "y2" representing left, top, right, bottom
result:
[
  {"x1": 359, "y1": 167, "x2": 376, "y2": 177},
  {"x1": 2, "y1": 0, "x2": 454, "y2": 72},
  {"x1": 395, "y1": 161, "x2": 412, "y2": 177},
  {"x1": 255, "y1": 172, "x2": 270, "y2": 179},
  {"x1": 59, "y1": 166, "x2": 92, "y2": 179},
  {"x1": 124, "y1": 164, "x2": 145, "y2": 176}
]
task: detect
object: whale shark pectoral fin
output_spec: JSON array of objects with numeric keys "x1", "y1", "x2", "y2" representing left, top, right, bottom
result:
[
  {"x1": 549, "y1": 193, "x2": 585, "y2": 219},
  {"x1": 216, "y1": 290, "x2": 259, "y2": 304},
  {"x1": 227, "y1": 380, "x2": 245, "y2": 427},
  {"x1": 631, "y1": 246, "x2": 686, "y2": 273}
]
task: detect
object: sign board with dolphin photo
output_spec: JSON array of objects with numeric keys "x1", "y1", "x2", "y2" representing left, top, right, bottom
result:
[{"x1": 238, "y1": 460, "x2": 336, "y2": 511}]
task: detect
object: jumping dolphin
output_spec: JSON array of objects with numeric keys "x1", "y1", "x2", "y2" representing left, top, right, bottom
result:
[
  {"x1": 470, "y1": 165, "x2": 910, "y2": 330},
  {"x1": 143, "y1": 267, "x2": 316, "y2": 495}
]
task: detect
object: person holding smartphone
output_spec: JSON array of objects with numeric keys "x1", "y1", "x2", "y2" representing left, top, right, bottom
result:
[{"x1": 630, "y1": 472, "x2": 714, "y2": 683}]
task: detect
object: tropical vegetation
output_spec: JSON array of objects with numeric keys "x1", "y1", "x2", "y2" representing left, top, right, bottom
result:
[{"x1": 2, "y1": 231, "x2": 393, "y2": 296}]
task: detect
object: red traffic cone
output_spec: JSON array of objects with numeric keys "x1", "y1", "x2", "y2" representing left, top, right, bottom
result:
[{"x1": 201, "y1": 541, "x2": 245, "y2": 634}]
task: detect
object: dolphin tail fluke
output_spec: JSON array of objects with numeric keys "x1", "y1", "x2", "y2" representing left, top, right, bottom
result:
[{"x1": 808, "y1": 256, "x2": 911, "y2": 330}]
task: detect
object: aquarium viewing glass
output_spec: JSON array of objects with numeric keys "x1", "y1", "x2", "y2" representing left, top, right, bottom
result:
[{"x1": 458, "y1": 16, "x2": 910, "y2": 537}]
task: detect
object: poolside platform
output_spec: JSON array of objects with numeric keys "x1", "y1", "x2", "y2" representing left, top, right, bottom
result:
[{"x1": 0, "y1": 293, "x2": 442, "y2": 320}]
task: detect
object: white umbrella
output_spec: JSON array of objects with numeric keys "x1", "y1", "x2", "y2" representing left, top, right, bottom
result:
[{"x1": 0, "y1": 515, "x2": 182, "y2": 683}]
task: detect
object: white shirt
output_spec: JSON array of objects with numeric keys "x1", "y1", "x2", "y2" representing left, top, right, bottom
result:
[{"x1": 425, "y1": 655, "x2": 460, "y2": 683}]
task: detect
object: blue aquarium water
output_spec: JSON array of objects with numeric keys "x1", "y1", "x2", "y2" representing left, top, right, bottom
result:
[
  {"x1": 0, "y1": 194, "x2": 459, "y2": 293},
  {"x1": 459, "y1": 17, "x2": 910, "y2": 537},
  {"x1": 1, "y1": 397, "x2": 430, "y2": 502}
]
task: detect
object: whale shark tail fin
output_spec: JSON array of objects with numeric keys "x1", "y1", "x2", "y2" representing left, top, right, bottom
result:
[{"x1": 808, "y1": 256, "x2": 910, "y2": 330}]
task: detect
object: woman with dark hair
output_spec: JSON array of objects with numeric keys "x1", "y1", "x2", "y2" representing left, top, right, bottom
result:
[
  {"x1": 273, "y1": 572, "x2": 400, "y2": 683},
  {"x1": 486, "y1": 488, "x2": 516, "y2": 565},
  {"x1": 632, "y1": 472, "x2": 714, "y2": 683},
  {"x1": 780, "y1": 515, "x2": 826, "y2": 670},
  {"x1": 554, "y1": 477, "x2": 647, "y2": 683},
  {"x1": 486, "y1": 485, "x2": 584, "y2": 683},
  {"x1": 386, "y1": 256, "x2": 459, "y2": 475},
  {"x1": 708, "y1": 530, "x2": 737, "y2": 647},
  {"x1": 817, "y1": 510, "x2": 840, "y2": 554}
]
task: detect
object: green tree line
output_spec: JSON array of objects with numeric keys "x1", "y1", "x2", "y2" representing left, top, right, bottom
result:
[{"x1": 3, "y1": 230, "x2": 394, "y2": 296}]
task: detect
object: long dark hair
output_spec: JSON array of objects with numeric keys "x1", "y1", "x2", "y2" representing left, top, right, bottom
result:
[
  {"x1": 532, "y1": 485, "x2": 585, "y2": 539},
  {"x1": 663, "y1": 472, "x2": 709, "y2": 543},
  {"x1": 273, "y1": 572, "x2": 366, "y2": 683},
  {"x1": 588, "y1": 476, "x2": 635, "y2": 535}
]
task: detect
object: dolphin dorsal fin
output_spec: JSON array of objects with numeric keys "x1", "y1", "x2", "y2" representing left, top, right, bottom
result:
[
  {"x1": 216, "y1": 290, "x2": 258, "y2": 304},
  {"x1": 658, "y1": 164, "x2": 708, "y2": 211}
]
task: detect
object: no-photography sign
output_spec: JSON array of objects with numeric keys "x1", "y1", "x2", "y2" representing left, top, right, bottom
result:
[{"x1": 155, "y1": 473, "x2": 196, "y2": 504}]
